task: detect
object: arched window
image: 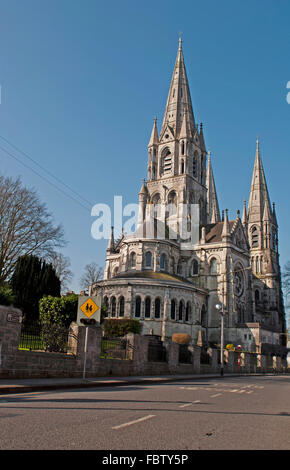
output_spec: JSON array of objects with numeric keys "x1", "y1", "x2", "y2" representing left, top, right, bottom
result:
[
  {"x1": 181, "y1": 141, "x2": 185, "y2": 155},
  {"x1": 192, "y1": 259, "x2": 199, "y2": 275},
  {"x1": 113, "y1": 266, "x2": 118, "y2": 277},
  {"x1": 162, "y1": 148, "x2": 172, "y2": 174},
  {"x1": 251, "y1": 226, "x2": 259, "y2": 248},
  {"x1": 155, "y1": 298, "x2": 161, "y2": 319},
  {"x1": 111, "y1": 296, "x2": 116, "y2": 317},
  {"x1": 256, "y1": 256, "x2": 259, "y2": 274},
  {"x1": 160, "y1": 253, "x2": 167, "y2": 271},
  {"x1": 145, "y1": 251, "x2": 152, "y2": 268},
  {"x1": 178, "y1": 300, "x2": 184, "y2": 321},
  {"x1": 181, "y1": 159, "x2": 185, "y2": 174},
  {"x1": 135, "y1": 296, "x2": 141, "y2": 318},
  {"x1": 167, "y1": 191, "x2": 177, "y2": 216},
  {"x1": 177, "y1": 259, "x2": 182, "y2": 275},
  {"x1": 210, "y1": 258, "x2": 218, "y2": 274},
  {"x1": 185, "y1": 302, "x2": 191, "y2": 322},
  {"x1": 130, "y1": 252, "x2": 136, "y2": 268},
  {"x1": 171, "y1": 299, "x2": 176, "y2": 320},
  {"x1": 118, "y1": 296, "x2": 125, "y2": 317},
  {"x1": 201, "y1": 305, "x2": 207, "y2": 327},
  {"x1": 145, "y1": 297, "x2": 151, "y2": 318}
]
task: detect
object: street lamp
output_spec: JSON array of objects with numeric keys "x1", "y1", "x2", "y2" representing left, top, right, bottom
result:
[{"x1": 215, "y1": 302, "x2": 225, "y2": 376}]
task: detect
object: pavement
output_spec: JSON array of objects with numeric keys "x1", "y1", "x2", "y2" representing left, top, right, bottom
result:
[{"x1": 0, "y1": 372, "x2": 278, "y2": 395}]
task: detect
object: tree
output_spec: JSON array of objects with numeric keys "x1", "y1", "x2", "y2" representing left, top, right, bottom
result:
[
  {"x1": 49, "y1": 252, "x2": 73, "y2": 293},
  {"x1": 0, "y1": 175, "x2": 65, "y2": 285},
  {"x1": 80, "y1": 262, "x2": 103, "y2": 290},
  {"x1": 39, "y1": 293, "x2": 78, "y2": 327},
  {"x1": 10, "y1": 255, "x2": 61, "y2": 322}
]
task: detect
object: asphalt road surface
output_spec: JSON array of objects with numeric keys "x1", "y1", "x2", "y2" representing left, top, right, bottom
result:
[{"x1": 0, "y1": 375, "x2": 289, "y2": 450}]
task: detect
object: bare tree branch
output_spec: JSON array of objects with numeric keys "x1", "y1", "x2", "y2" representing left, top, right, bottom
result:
[
  {"x1": 80, "y1": 262, "x2": 103, "y2": 290},
  {"x1": 0, "y1": 175, "x2": 66, "y2": 284}
]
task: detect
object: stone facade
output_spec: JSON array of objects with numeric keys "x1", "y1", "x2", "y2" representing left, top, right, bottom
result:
[{"x1": 91, "y1": 39, "x2": 286, "y2": 355}]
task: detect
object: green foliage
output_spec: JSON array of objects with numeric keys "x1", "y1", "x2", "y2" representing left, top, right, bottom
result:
[
  {"x1": 102, "y1": 318, "x2": 142, "y2": 337},
  {"x1": 39, "y1": 294, "x2": 78, "y2": 327},
  {"x1": 10, "y1": 255, "x2": 61, "y2": 322},
  {"x1": 0, "y1": 285, "x2": 15, "y2": 306},
  {"x1": 41, "y1": 324, "x2": 69, "y2": 352}
]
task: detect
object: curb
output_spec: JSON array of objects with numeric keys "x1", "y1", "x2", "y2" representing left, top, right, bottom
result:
[{"x1": 0, "y1": 372, "x2": 279, "y2": 395}]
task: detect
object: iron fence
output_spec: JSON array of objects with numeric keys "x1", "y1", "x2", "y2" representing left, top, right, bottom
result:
[
  {"x1": 148, "y1": 340, "x2": 167, "y2": 362},
  {"x1": 179, "y1": 345, "x2": 192, "y2": 364},
  {"x1": 19, "y1": 322, "x2": 70, "y2": 353},
  {"x1": 100, "y1": 337, "x2": 130, "y2": 360}
]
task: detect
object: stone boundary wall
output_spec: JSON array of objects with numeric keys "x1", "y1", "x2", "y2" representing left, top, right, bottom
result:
[{"x1": 0, "y1": 308, "x2": 289, "y2": 379}]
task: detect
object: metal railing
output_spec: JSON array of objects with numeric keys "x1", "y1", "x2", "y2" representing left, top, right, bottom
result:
[
  {"x1": 100, "y1": 337, "x2": 130, "y2": 360},
  {"x1": 19, "y1": 322, "x2": 70, "y2": 353},
  {"x1": 179, "y1": 345, "x2": 192, "y2": 364}
]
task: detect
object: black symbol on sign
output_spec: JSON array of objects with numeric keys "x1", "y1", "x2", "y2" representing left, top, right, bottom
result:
[{"x1": 86, "y1": 304, "x2": 93, "y2": 312}]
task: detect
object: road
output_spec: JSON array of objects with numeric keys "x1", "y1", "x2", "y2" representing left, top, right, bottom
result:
[{"x1": 0, "y1": 375, "x2": 289, "y2": 450}]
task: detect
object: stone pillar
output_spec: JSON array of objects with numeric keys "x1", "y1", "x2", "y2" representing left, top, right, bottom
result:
[
  {"x1": 191, "y1": 345, "x2": 201, "y2": 374},
  {"x1": 257, "y1": 354, "x2": 267, "y2": 373},
  {"x1": 75, "y1": 325, "x2": 102, "y2": 377},
  {"x1": 167, "y1": 341, "x2": 179, "y2": 374},
  {"x1": 240, "y1": 353, "x2": 250, "y2": 373},
  {"x1": 126, "y1": 333, "x2": 149, "y2": 375},
  {"x1": 224, "y1": 350, "x2": 234, "y2": 373},
  {"x1": 275, "y1": 356, "x2": 282, "y2": 373},
  {"x1": 0, "y1": 306, "x2": 23, "y2": 376},
  {"x1": 208, "y1": 347, "x2": 218, "y2": 373}
]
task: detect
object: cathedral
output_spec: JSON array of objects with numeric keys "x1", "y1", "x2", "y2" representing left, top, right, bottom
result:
[{"x1": 91, "y1": 39, "x2": 286, "y2": 354}]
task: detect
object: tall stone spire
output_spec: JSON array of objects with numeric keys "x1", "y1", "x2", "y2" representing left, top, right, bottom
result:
[
  {"x1": 247, "y1": 137, "x2": 272, "y2": 224},
  {"x1": 222, "y1": 208, "x2": 231, "y2": 241},
  {"x1": 148, "y1": 116, "x2": 159, "y2": 147},
  {"x1": 160, "y1": 37, "x2": 195, "y2": 139},
  {"x1": 206, "y1": 152, "x2": 220, "y2": 224}
]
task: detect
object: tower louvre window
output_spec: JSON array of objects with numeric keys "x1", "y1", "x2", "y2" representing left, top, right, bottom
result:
[{"x1": 251, "y1": 226, "x2": 259, "y2": 248}]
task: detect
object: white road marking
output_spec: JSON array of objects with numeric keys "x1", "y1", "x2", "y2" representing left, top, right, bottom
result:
[
  {"x1": 193, "y1": 400, "x2": 201, "y2": 403},
  {"x1": 179, "y1": 403, "x2": 192, "y2": 408},
  {"x1": 112, "y1": 415, "x2": 155, "y2": 430},
  {"x1": 210, "y1": 393, "x2": 222, "y2": 398}
]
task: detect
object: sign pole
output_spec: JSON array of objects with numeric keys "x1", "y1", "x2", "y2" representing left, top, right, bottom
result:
[{"x1": 83, "y1": 326, "x2": 89, "y2": 380}]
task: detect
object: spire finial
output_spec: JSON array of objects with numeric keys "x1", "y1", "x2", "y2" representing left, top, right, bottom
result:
[
  {"x1": 179, "y1": 32, "x2": 183, "y2": 50},
  {"x1": 256, "y1": 136, "x2": 260, "y2": 151}
]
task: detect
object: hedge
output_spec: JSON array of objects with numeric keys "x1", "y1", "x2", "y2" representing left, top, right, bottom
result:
[
  {"x1": 39, "y1": 294, "x2": 78, "y2": 327},
  {"x1": 102, "y1": 318, "x2": 142, "y2": 337}
]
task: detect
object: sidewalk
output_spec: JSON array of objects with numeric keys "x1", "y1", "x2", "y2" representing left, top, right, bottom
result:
[{"x1": 0, "y1": 372, "x2": 269, "y2": 395}]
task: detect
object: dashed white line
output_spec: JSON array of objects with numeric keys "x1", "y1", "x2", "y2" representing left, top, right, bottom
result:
[
  {"x1": 210, "y1": 393, "x2": 222, "y2": 398},
  {"x1": 179, "y1": 403, "x2": 192, "y2": 408},
  {"x1": 112, "y1": 415, "x2": 155, "y2": 430}
]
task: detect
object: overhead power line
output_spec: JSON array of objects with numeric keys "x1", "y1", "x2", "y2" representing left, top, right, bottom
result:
[
  {"x1": 0, "y1": 135, "x2": 94, "y2": 213},
  {"x1": 0, "y1": 143, "x2": 91, "y2": 213}
]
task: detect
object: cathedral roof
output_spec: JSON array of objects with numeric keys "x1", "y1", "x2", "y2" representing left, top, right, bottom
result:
[
  {"x1": 114, "y1": 270, "x2": 193, "y2": 285},
  {"x1": 205, "y1": 220, "x2": 236, "y2": 243}
]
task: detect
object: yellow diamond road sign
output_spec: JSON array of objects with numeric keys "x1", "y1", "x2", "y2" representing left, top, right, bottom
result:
[{"x1": 80, "y1": 298, "x2": 99, "y2": 318}]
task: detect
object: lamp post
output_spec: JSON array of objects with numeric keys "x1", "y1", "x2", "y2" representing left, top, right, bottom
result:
[{"x1": 215, "y1": 302, "x2": 225, "y2": 376}]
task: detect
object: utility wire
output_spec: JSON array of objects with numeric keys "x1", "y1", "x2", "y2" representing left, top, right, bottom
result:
[
  {"x1": 0, "y1": 134, "x2": 94, "y2": 209},
  {"x1": 0, "y1": 144, "x2": 91, "y2": 213}
]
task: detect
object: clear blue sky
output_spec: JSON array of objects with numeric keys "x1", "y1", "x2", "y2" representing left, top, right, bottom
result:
[{"x1": 0, "y1": 0, "x2": 289, "y2": 295}]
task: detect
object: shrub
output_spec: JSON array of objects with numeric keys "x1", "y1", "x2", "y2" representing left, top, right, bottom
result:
[
  {"x1": 39, "y1": 294, "x2": 78, "y2": 327},
  {"x1": 172, "y1": 333, "x2": 191, "y2": 345},
  {"x1": 102, "y1": 318, "x2": 142, "y2": 337},
  {"x1": 0, "y1": 286, "x2": 15, "y2": 306}
]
